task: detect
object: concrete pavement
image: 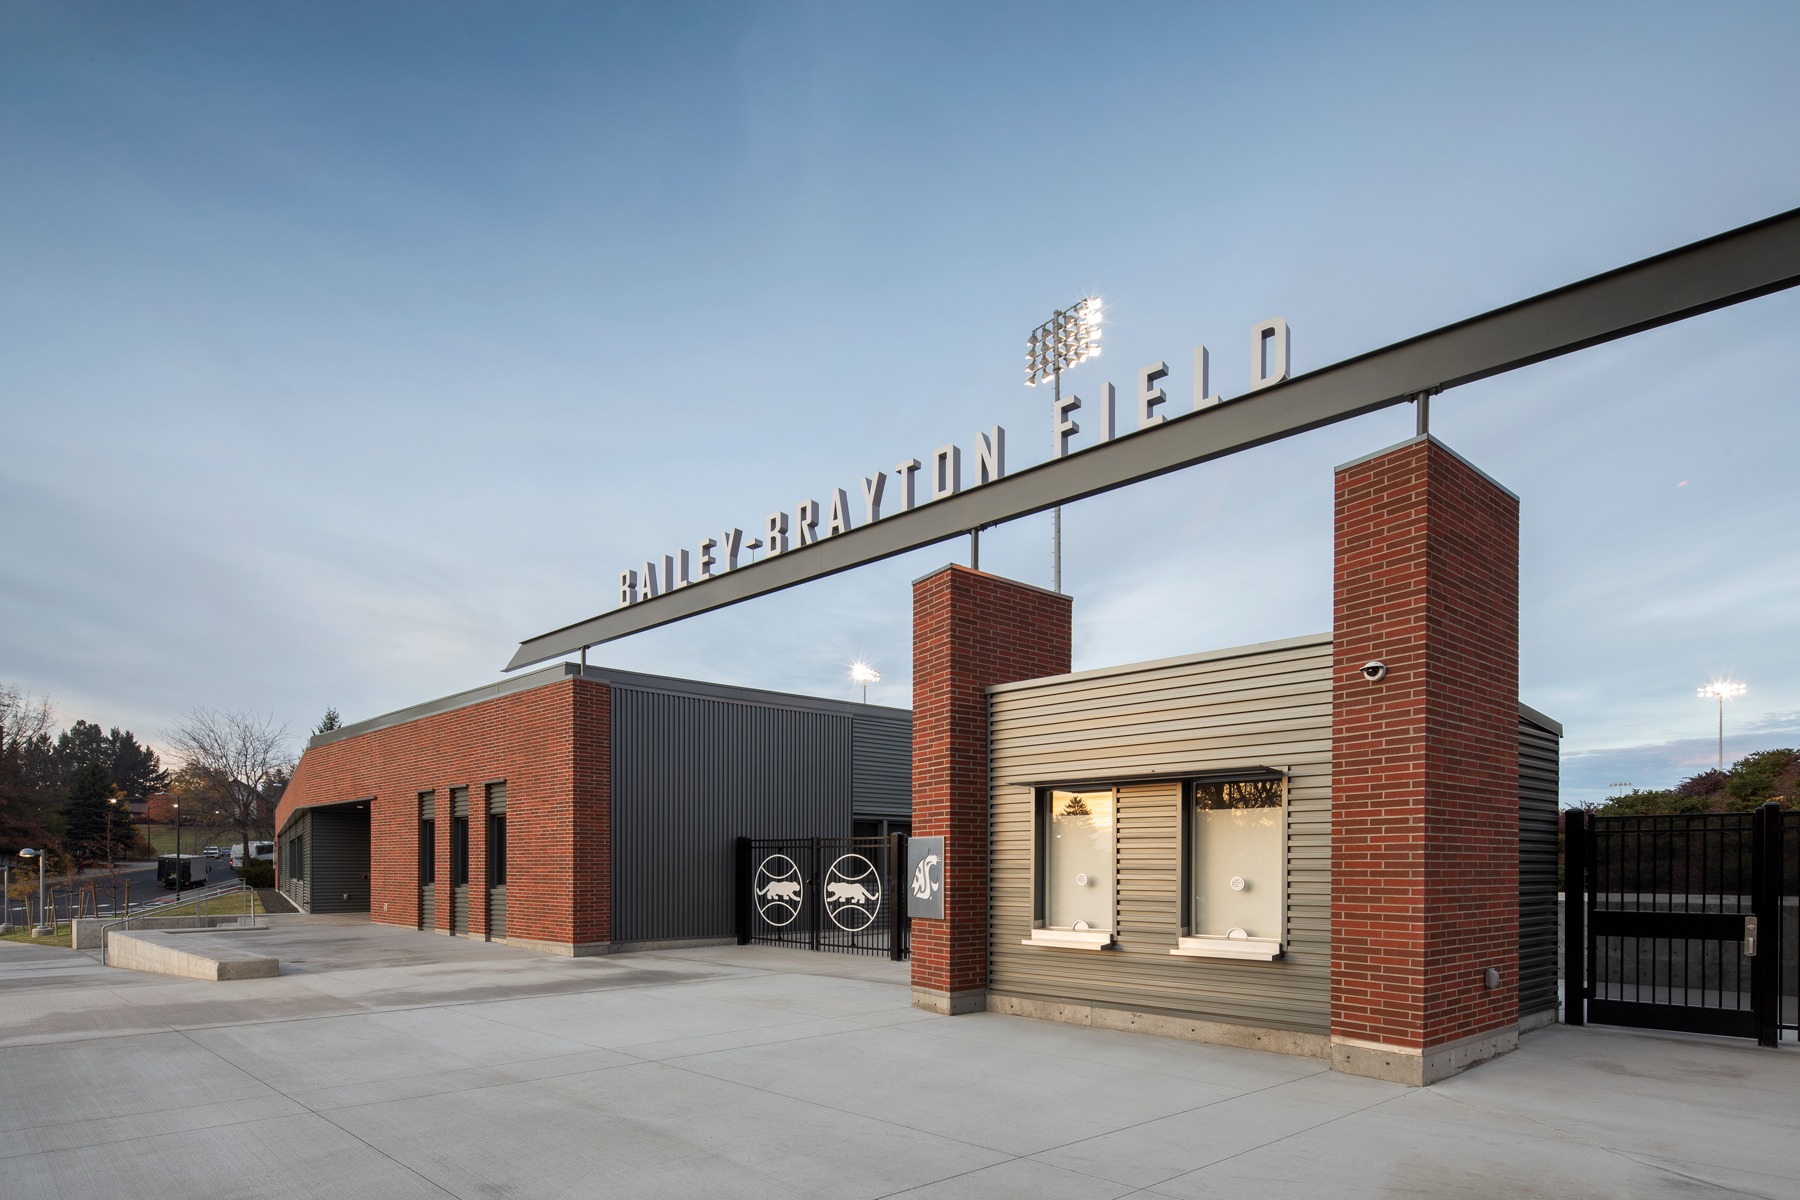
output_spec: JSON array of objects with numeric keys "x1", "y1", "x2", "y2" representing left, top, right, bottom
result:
[{"x1": 1, "y1": 919, "x2": 1795, "y2": 1199}]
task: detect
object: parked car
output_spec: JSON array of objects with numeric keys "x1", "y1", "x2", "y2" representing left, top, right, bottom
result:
[{"x1": 203, "y1": 845, "x2": 221, "y2": 858}]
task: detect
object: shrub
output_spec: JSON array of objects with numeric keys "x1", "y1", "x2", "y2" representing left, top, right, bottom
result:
[{"x1": 234, "y1": 861, "x2": 274, "y2": 888}]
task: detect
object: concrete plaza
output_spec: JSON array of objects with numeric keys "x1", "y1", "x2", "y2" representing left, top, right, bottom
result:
[{"x1": 1, "y1": 917, "x2": 1794, "y2": 1199}]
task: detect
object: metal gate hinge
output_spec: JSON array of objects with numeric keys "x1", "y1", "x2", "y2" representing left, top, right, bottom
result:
[{"x1": 1743, "y1": 915, "x2": 1758, "y2": 957}]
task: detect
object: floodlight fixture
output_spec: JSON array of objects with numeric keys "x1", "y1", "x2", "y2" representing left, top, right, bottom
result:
[
  {"x1": 1697, "y1": 680, "x2": 1746, "y2": 768},
  {"x1": 1025, "y1": 296, "x2": 1103, "y2": 387},
  {"x1": 850, "y1": 661, "x2": 880, "y2": 703}
]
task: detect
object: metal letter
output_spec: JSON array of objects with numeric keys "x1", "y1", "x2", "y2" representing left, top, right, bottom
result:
[
  {"x1": 661, "y1": 555, "x2": 674, "y2": 594},
  {"x1": 931, "y1": 445, "x2": 961, "y2": 500},
  {"x1": 1098, "y1": 382, "x2": 1115, "y2": 442},
  {"x1": 826, "y1": 488, "x2": 852, "y2": 537},
  {"x1": 862, "y1": 472, "x2": 887, "y2": 523},
  {"x1": 1250, "y1": 318, "x2": 1290, "y2": 390},
  {"x1": 765, "y1": 511, "x2": 789, "y2": 556},
  {"x1": 640, "y1": 561, "x2": 659, "y2": 599},
  {"x1": 698, "y1": 539, "x2": 717, "y2": 580},
  {"x1": 896, "y1": 458, "x2": 921, "y2": 512},
  {"x1": 619, "y1": 569, "x2": 639, "y2": 606},
  {"x1": 975, "y1": 426, "x2": 1006, "y2": 485},
  {"x1": 674, "y1": 548, "x2": 692, "y2": 588},
  {"x1": 1194, "y1": 345, "x2": 1221, "y2": 409},
  {"x1": 722, "y1": 527, "x2": 744, "y2": 571},
  {"x1": 1052, "y1": 394, "x2": 1081, "y2": 458},
  {"x1": 1138, "y1": 361, "x2": 1169, "y2": 429},
  {"x1": 796, "y1": 499, "x2": 821, "y2": 546}
]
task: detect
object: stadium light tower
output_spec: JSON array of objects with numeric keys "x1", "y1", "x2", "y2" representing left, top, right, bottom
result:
[
  {"x1": 1026, "y1": 296, "x2": 1102, "y2": 593},
  {"x1": 1696, "y1": 679, "x2": 1746, "y2": 769},
  {"x1": 850, "y1": 661, "x2": 880, "y2": 705}
]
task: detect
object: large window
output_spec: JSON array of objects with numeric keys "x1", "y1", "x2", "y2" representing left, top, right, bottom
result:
[
  {"x1": 1027, "y1": 788, "x2": 1116, "y2": 948},
  {"x1": 1174, "y1": 777, "x2": 1285, "y2": 961},
  {"x1": 287, "y1": 833, "x2": 304, "y2": 882}
]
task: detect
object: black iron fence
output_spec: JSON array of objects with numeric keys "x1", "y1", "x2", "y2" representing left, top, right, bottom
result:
[
  {"x1": 736, "y1": 835, "x2": 908, "y2": 960},
  {"x1": 1565, "y1": 803, "x2": 1790, "y2": 1045}
]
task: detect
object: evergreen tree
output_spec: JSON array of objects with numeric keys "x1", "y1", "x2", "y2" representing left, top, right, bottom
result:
[
  {"x1": 61, "y1": 759, "x2": 116, "y2": 866},
  {"x1": 107, "y1": 728, "x2": 169, "y2": 798},
  {"x1": 54, "y1": 719, "x2": 109, "y2": 789},
  {"x1": 313, "y1": 707, "x2": 342, "y2": 737}
]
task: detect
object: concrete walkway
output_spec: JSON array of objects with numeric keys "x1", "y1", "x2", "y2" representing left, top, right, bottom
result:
[{"x1": 1, "y1": 920, "x2": 1794, "y2": 1198}]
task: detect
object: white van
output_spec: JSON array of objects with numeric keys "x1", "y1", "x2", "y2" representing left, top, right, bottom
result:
[{"x1": 228, "y1": 841, "x2": 275, "y2": 869}]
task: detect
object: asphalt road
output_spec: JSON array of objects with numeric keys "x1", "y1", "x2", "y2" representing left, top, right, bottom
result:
[{"x1": 3, "y1": 855, "x2": 232, "y2": 927}]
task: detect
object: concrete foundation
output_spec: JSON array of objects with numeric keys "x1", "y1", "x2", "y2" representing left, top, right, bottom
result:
[{"x1": 106, "y1": 930, "x2": 280, "y2": 980}]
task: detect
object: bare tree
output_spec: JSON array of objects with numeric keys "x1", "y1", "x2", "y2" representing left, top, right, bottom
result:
[{"x1": 165, "y1": 708, "x2": 294, "y2": 869}]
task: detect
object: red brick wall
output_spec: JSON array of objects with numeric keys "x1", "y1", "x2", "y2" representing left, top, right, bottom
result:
[
  {"x1": 1332, "y1": 439, "x2": 1520, "y2": 1050},
  {"x1": 911, "y1": 566, "x2": 1072, "y2": 1002},
  {"x1": 276, "y1": 676, "x2": 613, "y2": 951}
]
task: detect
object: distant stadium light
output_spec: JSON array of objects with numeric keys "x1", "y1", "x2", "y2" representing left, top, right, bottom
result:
[
  {"x1": 1696, "y1": 679, "x2": 1746, "y2": 768},
  {"x1": 1025, "y1": 297, "x2": 1102, "y2": 387},
  {"x1": 851, "y1": 661, "x2": 880, "y2": 704}
]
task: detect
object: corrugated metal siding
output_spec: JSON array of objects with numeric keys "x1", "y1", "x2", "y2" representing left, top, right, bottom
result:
[
  {"x1": 279, "y1": 812, "x2": 311, "y2": 911},
  {"x1": 989, "y1": 636, "x2": 1333, "y2": 1034},
  {"x1": 487, "y1": 783, "x2": 507, "y2": 939},
  {"x1": 450, "y1": 787, "x2": 469, "y2": 935},
  {"x1": 419, "y1": 791, "x2": 435, "y2": 930},
  {"x1": 852, "y1": 712, "x2": 912, "y2": 819},
  {"x1": 610, "y1": 686, "x2": 855, "y2": 944},
  {"x1": 308, "y1": 807, "x2": 371, "y2": 914},
  {"x1": 1518, "y1": 713, "x2": 1562, "y2": 1021}
]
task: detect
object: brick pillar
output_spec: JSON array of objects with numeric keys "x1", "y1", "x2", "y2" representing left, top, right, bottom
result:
[
  {"x1": 911, "y1": 566, "x2": 1071, "y2": 1014},
  {"x1": 1331, "y1": 436, "x2": 1520, "y2": 1085},
  {"x1": 569, "y1": 678, "x2": 612, "y2": 952}
]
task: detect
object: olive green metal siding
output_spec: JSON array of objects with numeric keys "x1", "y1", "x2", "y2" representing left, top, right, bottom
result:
[
  {"x1": 987, "y1": 635, "x2": 1334, "y2": 1034},
  {"x1": 1518, "y1": 708, "x2": 1563, "y2": 1022},
  {"x1": 279, "y1": 811, "x2": 311, "y2": 911}
]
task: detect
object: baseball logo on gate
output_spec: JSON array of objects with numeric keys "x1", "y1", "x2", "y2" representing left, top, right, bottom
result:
[
  {"x1": 822, "y1": 853, "x2": 881, "y2": 932},
  {"x1": 753, "y1": 854, "x2": 804, "y2": 927}
]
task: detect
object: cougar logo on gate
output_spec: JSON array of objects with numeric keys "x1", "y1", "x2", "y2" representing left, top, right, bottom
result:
[
  {"x1": 822, "y1": 853, "x2": 881, "y2": 932},
  {"x1": 753, "y1": 854, "x2": 804, "y2": 927}
]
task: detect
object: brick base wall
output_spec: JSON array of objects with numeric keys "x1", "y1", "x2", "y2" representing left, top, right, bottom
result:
[
  {"x1": 911, "y1": 566, "x2": 1071, "y2": 1011},
  {"x1": 1331, "y1": 437, "x2": 1520, "y2": 1082},
  {"x1": 275, "y1": 677, "x2": 612, "y2": 951}
]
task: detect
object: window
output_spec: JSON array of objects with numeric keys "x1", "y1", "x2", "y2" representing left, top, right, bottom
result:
[
  {"x1": 287, "y1": 834, "x2": 304, "y2": 882},
  {"x1": 419, "y1": 818, "x2": 436, "y2": 885},
  {"x1": 450, "y1": 815, "x2": 469, "y2": 887},
  {"x1": 487, "y1": 814, "x2": 506, "y2": 886},
  {"x1": 1173, "y1": 777, "x2": 1285, "y2": 961},
  {"x1": 1026, "y1": 788, "x2": 1116, "y2": 949}
]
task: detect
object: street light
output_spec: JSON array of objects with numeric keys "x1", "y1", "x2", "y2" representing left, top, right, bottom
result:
[
  {"x1": 850, "y1": 661, "x2": 880, "y2": 704},
  {"x1": 1696, "y1": 680, "x2": 1746, "y2": 769},
  {"x1": 1025, "y1": 296, "x2": 1103, "y2": 594},
  {"x1": 19, "y1": 849, "x2": 52, "y2": 937},
  {"x1": 105, "y1": 797, "x2": 118, "y2": 871},
  {"x1": 1, "y1": 856, "x2": 12, "y2": 934}
]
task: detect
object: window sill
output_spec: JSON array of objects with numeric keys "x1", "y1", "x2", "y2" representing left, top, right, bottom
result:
[
  {"x1": 1023, "y1": 928, "x2": 1115, "y2": 950},
  {"x1": 1169, "y1": 934, "x2": 1282, "y2": 961}
]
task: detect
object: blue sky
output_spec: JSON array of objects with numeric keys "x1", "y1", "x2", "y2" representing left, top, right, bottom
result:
[{"x1": 3, "y1": 1, "x2": 1797, "y2": 804}]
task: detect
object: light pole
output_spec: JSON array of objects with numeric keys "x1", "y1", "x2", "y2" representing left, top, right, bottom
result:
[
  {"x1": 851, "y1": 661, "x2": 880, "y2": 705},
  {"x1": 1026, "y1": 296, "x2": 1102, "y2": 593},
  {"x1": 20, "y1": 848, "x2": 51, "y2": 936},
  {"x1": 105, "y1": 798, "x2": 118, "y2": 871},
  {"x1": 1, "y1": 857, "x2": 12, "y2": 934},
  {"x1": 1696, "y1": 681, "x2": 1746, "y2": 769},
  {"x1": 173, "y1": 802, "x2": 181, "y2": 890}
]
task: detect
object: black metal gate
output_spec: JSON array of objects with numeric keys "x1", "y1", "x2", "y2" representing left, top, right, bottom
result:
[
  {"x1": 1564, "y1": 803, "x2": 1789, "y2": 1045},
  {"x1": 736, "y1": 835, "x2": 908, "y2": 960}
]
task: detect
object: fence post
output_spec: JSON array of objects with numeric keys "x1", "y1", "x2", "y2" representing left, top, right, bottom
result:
[
  {"x1": 734, "y1": 837, "x2": 750, "y2": 946},
  {"x1": 808, "y1": 837, "x2": 821, "y2": 953},
  {"x1": 889, "y1": 834, "x2": 905, "y2": 962},
  {"x1": 1562, "y1": 808, "x2": 1587, "y2": 1026},
  {"x1": 1752, "y1": 803, "x2": 1782, "y2": 1048}
]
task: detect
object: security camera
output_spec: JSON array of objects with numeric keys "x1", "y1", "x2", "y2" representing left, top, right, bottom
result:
[{"x1": 1360, "y1": 661, "x2": 1387, "y2": 682}]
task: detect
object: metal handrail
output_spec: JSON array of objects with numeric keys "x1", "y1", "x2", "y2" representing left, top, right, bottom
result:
[{"x1": 99, "y1": 879, "x2": 261, "y2": 966}]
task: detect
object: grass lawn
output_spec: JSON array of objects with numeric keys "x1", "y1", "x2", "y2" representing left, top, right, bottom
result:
[
  {"x1": 0, "y1": 888, "x2": 266, "y2": 951},
  {"x1": 141, "y1": 823, "x2": 264, "y2": 857}
]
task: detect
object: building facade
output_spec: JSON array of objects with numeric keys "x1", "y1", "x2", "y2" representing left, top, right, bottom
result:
[{"x1": 275, "y1": 663, "x2": 911, "y2": 955}]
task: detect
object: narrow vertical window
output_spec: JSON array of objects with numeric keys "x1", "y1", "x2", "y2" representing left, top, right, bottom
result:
[
  {"x1": 1026, "y1": 788, "x2": 1116, "y2": 948},
  {"x1": 419, "y1": 818, "x2": 436, "y2": 884},
  {"x1": 451, "y1": 814, "x2": 469, "y2": 887},
  {"x1": 487, "y1": 814, "x2": 506, "y2": 886}
]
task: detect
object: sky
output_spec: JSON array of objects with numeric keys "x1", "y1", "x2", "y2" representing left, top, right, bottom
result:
[{"x1": 2, "y1": 1, "x2": 1797, "y2": 807}]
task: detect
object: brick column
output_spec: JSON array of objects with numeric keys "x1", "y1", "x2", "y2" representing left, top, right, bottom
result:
[
  {"x1": 1331, "y1": 436, "x2": 1520, "y2": 1085},
  {"x1": 911, "y1": 566, "x2": 1071, "y2": 1014}
]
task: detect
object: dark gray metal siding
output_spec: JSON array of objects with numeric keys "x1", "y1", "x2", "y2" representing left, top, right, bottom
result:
[
  {"x1": 852, "y1": 712, "x2": 912, "y2": 819},
  {"x1": 307, "y1": 806, "x2": 371, "y2": 914},
  {"x1": 1519, "y1": 711, "x2": 1562, "y2": 1022},
  {"x1": 450, "y1": 787, "x2": 469, "y2": 935},
  {"x1": 609, "y1": 686, "x2": 855, "y2": 944},
  {"x1": 486, "y1": 782, "x2": 506, "y2": 940}
]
